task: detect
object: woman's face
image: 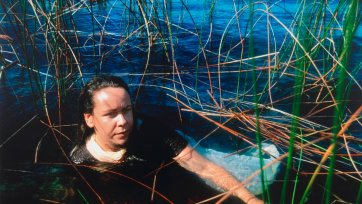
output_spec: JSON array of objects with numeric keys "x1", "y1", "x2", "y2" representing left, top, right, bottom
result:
[{"x1": 84, "y1": 87, "x2": 133, "y2": 151}]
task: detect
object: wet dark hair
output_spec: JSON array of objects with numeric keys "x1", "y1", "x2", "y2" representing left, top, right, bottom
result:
[{"x1": 78, "y1": 74, "x2": 130, "y2": 145}]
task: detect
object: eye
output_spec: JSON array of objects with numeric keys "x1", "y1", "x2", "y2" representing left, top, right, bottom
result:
[
  {"x1": 123, "y1": 106, "x2": 132, "y2": 113},
  {"x1": 105, "y1": 111, "x2": 118, "y2": 117}
]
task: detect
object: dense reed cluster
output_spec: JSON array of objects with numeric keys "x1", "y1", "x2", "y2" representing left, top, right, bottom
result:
[{"x1": 0, "y1": 0, "x2": 361, "y2": 203}]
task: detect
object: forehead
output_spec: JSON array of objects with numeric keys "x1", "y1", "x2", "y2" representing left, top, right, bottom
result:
[{"x1": 92, "y1": 87, "x2": 131, "y2": 109}]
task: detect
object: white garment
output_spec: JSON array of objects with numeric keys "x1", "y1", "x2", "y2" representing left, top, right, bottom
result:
[
  {"x1": 176, "y1": 130, "x2": 281, "y2": 195},
  {"x1": 86, "y1": 135, "x2": 126, "y2": 163}
]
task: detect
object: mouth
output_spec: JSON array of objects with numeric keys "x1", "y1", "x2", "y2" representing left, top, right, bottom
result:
[{"x1": 115, "y1": 130, "x2": 128, "y2": 136}]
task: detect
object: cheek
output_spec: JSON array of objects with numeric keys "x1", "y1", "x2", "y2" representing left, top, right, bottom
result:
[{"x1": 96, "y1": 118, "x2": 116, "y2": 132}]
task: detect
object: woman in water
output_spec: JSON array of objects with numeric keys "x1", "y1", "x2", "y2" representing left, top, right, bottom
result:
[{"x1": 70, "y1": 74, "x2": 263, "y2": 204}]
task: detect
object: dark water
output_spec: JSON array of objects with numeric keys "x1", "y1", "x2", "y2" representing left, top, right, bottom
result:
[{"x1": 1, "y1": 0, "x2": 361, "y2": 203}]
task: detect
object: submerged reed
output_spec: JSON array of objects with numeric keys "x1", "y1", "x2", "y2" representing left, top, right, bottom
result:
[{"x1": 0, "y1": 0, "x2": 361, "y2": 203}]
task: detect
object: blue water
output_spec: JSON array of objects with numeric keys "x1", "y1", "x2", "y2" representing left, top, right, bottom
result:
[
  {"x1": 0, "y1": 0, "x2": 361, "y2": 203},
  {"x1": 2, "y1": 0, "x2": 360, "y2": 106}
]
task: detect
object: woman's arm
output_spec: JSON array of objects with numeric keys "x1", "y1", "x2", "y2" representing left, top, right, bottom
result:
[{"x1": 174, "y1": 145, "x2": 263, "y2": 204}]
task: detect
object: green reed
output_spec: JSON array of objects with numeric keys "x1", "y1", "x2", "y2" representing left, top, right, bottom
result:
[
  {"x1": 324, "y1": 1, "x2": 360, "y2": 203},
  {"x1": 282, "y1": 0, "x2": 314, "y2": 202},
  {"x1": 248, "y1": 1, "x2": 271, "y2": 203}
]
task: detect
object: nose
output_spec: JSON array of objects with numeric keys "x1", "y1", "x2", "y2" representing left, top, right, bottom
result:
[{"x1": 116, "y1": 113, "x2": 127, "y2": 126}]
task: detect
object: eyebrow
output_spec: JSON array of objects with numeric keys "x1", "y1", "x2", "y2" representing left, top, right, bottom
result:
[{"x1": 106, "y1": 105, "x2": 132, "y2": 112}]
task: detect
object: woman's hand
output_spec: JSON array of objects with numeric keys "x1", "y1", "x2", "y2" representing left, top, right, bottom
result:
[{"x1": 174, "y1": 145, "x2": 263, "y2": 203}]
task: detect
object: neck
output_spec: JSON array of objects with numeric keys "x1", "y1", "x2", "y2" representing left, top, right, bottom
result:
[
  {"x1": 86, "y1": 134, "x2": 126, "y2": 163},
  {"x1": 93, "y1": 135, "x2": 120, "y2": 152}
]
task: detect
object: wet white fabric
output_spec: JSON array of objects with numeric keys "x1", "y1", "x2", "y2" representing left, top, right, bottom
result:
[
  {"x1": 177, "y1": 130, "x2": 281, "y2": 195},
  {"x1": 86, "y1": 134, "x2": 126, "y2": 163}
]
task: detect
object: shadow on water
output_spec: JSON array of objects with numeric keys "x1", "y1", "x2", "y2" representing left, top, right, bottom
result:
[
  {"x1": 267, "y1": 161, "x2": 361, "y2": 203},
  {"x1": 1, "y1": 68, "x2": 361, "y2": 203},
  {"x1": 0, "y1": 82, "x2": 361, "y2": 203},
  {"x1": 1, "y1": 105, "x2": 360, "y2": 204}
]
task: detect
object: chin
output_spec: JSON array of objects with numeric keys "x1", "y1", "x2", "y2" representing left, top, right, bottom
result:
[{"x1": 114, "y1": 138, "x2": 128, "y2": 147}]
